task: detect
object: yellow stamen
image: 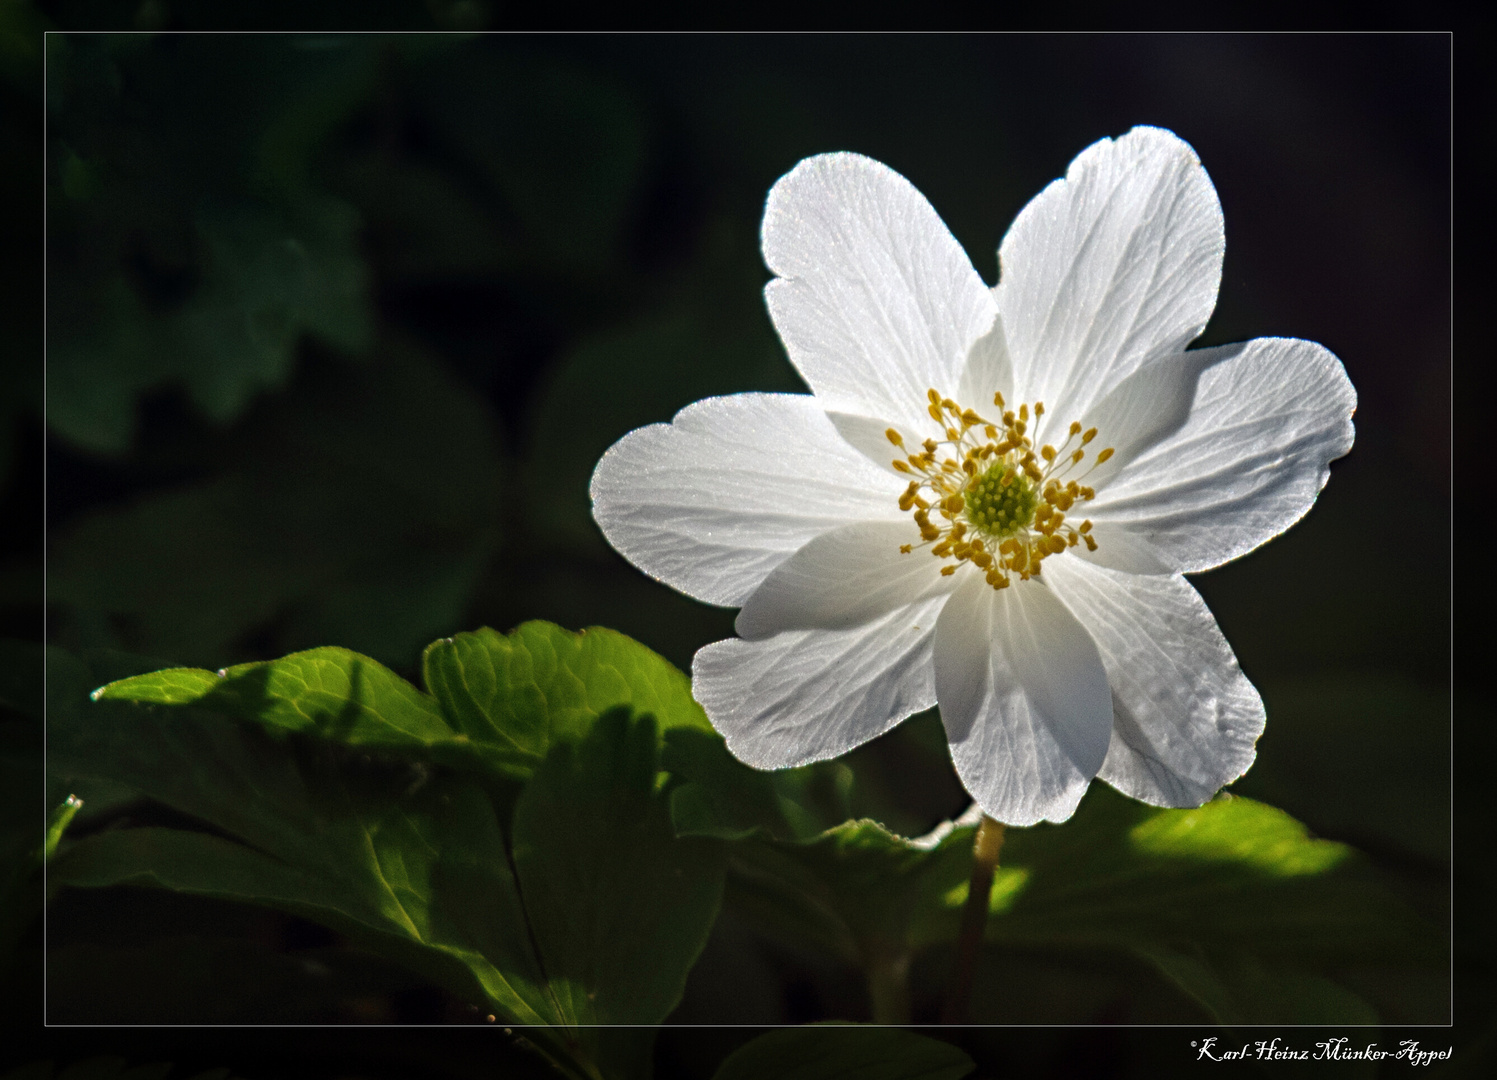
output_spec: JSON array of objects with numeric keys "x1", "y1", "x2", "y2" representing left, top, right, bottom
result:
[{"x1": 891, "y1": 386, "x2": 1107, "y2": 590}]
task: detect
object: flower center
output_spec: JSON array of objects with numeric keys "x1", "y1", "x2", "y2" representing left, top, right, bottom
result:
[{"x1": 887, "y1": 389, "x2": 1113, "y2": 589}]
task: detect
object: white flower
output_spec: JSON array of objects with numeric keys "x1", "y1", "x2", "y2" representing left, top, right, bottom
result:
[{"x1": 590, "y1": 127, "x2": 1356, "y2": 826}]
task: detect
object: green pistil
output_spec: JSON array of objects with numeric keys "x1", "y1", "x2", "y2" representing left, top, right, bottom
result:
[{"x1": 963, "y1": 462, "x2": 1037, "y2": 540}]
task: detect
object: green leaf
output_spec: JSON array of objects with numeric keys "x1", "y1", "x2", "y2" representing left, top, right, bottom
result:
[
  {"x1": 50, "y1": 651, "x2": 557, "y2": 1029},
  {"x1": 52, "y1": 644, "x2": 727, "y2": 1074},
  {"x1": 94, "y1": 622, "x2": 715, "y2": 785},
  {"x1": 1135, "y1": 946, "x2": 1379, "y2": 1026},
  {"x1": 511, "y1": 708, "x2": 725, "y2": 1078},
  {"x1": 962, "y1": 787, "x2": 1442, "y2": 1024},
  {"x1": 44, "y1": 796, "x2": 83, "y2": 864},
  {"x1": 1231, "y1": 672, "x2": 1450, "y2": 864},
  {"x1": 665, "y1": 726, "x2": 974, "y2": 963},
  {"x1": 665, "y1": 726, "x2": 863, "y2": 843},
  {"x1": 711, "y1": 1025, "x2": 974, "y2": 1080},
  {"x1": 987, "y1": 788, "x2": 1431, "y2": 964},
  {"x1": 680, "y1": 721, "x2": 1441, "y2": 1026},
  {"x1": 423, "y1": 623, "x2": 715, "y2": 780},
  {"x1": 92, "y1": 647, "x2": 460, "y2": 759},
  {"x1": 515, "y1": 709, "x2": 724, "y2": 1026}
]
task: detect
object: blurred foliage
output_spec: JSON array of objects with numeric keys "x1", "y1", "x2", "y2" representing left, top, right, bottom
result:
[
  {"x1": 0, "y1": 18, "x2": 1460, "y2": 1079},
  {"x1": 46, "y1": 35, "x2": 376, "y2": 453}
]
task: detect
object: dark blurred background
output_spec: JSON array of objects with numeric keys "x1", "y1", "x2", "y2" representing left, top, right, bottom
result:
[{"x1": 1, "y1": 16, "x2": 1465, "y2": 1078}]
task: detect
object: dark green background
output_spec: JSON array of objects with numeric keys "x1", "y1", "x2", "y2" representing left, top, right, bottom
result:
[{"x1": 1, "y1": 12, "x2": 1468, "y2": 1079}]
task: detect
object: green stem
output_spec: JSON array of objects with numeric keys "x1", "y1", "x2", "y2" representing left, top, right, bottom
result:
[{"x1": 941, "y1": 814, "x2": 1005, "y2": 1024}]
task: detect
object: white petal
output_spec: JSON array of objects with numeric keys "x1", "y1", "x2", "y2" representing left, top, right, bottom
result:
[
  {"x1": 933, "y1": 572, "x2": 1113, "y2": 826},
  {"x1": 955, "y1": 312, "x2": 1015, "y2": 414},
  {"x1": 762, "y1": 153, "x2": 998, "y2": 435},
  {"x1": 590, "y1": 393, "x2": 903, "y2": 607},
  {"x1": 825, "y1": 410, "x2": 914, "y2": 477},
  {"x1": 693, "y1": 592, "x2": 950, "y2": 769},
  {"x1": 1043, "y1": 557, "x2": 1265, "y2": 807},
  {"x1": 828, "y1": 317, "x2": 1016, "y2": 479},
  {"x1": 997, "y1": 127, "x2": 1224, "y2": 430},
  {"x1": 736, "y1": 521, "x2": 954, "y2": 640},
  {"x1": 1084, "y1": 338, "x2": 1356, "y2": 573}
]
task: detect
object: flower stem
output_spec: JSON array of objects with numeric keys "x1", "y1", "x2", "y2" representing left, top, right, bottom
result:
[{"x1": 941, "y1": 813, "x2": 1006, "y2": 1024}]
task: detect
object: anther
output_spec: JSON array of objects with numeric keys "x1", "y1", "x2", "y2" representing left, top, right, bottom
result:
[
  {"x1": 886, "y1": 428, "x2": 904, "y2": 447},
  {"x1": 1082, "y1": 428, "x2": 1097, "y2": 444},
  {"x1": 1096, "y1": 447, "x2": 1114, "y2": 464}
]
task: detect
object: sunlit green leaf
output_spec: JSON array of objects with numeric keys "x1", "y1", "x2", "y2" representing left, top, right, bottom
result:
[
  {"x1": 1232, "y1": 672, "x2": 1450, "y2": 864},
  {"x1": 423, "y1": 623, "x2": 715, "y2": 780},
  {"x1": 674, "y1": 721, "x2": 1440, "y2": 1025},
  {"x1": 986, "y1": 788, "x2": 1430, "y2": 964},
  {"x1": 94, "y1": 622, "x2": 714, "y2": 786},
  {"x1": 53, "y1": 641, "x2": 727, "y2": 1073},
  {"x1": 50, "y1": 649, "x2": 557, "y2": 1028},
  {"x1": 44, "y1": 796, "x2": 83, "y2": 864},
  {"x1": 92, "y1": 647, "x2": 457, "y2": 755}
]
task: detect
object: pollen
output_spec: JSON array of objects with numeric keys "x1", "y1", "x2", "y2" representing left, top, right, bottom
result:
[{"x1": 887, "y1": 388, "x2": 1114, "y2": 589}]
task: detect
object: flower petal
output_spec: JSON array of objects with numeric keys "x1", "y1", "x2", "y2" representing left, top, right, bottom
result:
[
  {"x1": 1084, "y1": 337, "x2": 1356, "y2": 573},
  {"x1": 955, "y1": 312, "x2": 1015, "y2": 412},
  {"x1": 735, "y1": 520, "x2": 955, "y2": 640},
  {"x1": 590, "y1": 393, "x2": 904, "y2": 607},
  {"x1": 933, "y1": 572, "x2": 1113, "y2": 826},
  {"x1": 997, "y1": 126, "x2": 1224, "y2": 430},
  {"x1": 693, "y1": 592, "x2": 950, "y2": 769},
  {"x1": 762, "y1": 152, "x2": 998, "y2": 435},
  {"x1": 828, "y1": 317, "x2": 1016, "y2": 479},
  {"x1": 1043, "y1": 556, "x2": 1265, "y2": 807}
]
